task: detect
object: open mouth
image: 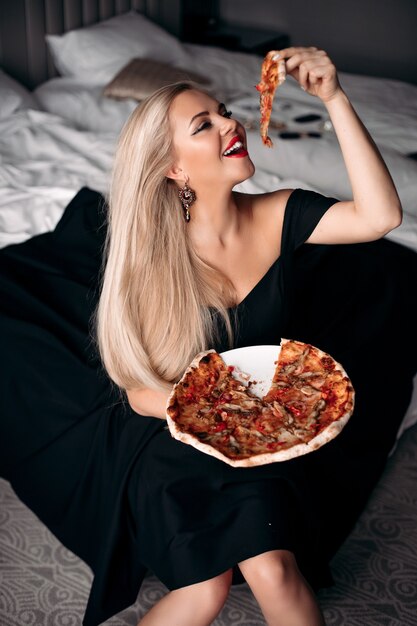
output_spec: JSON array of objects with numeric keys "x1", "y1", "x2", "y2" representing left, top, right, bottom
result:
[{"x1": 223, "y1": 136, "x2": 249, "y2": 158}]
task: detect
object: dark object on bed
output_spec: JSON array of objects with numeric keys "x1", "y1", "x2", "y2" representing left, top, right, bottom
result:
[
  {"x1": 279, "y1": 131, "x2": 322, "y2": 139},
  {"x1": 183, "y1": 19, "x2": 290, "y2": 56},
  {"x1": 293, "y1": 113, "x2": 323, "y2": 123}
]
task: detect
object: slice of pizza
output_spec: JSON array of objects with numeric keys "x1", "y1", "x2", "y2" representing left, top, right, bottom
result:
[
  {"x1": 263, "y1": 338, "x2": 355, "y2": 445},
  {"x1": 166, "y1": 350, "x2": 269, "y2": 464},
  {"x1": 255, "y1": 50, "x2": 287, "y2": 147}
]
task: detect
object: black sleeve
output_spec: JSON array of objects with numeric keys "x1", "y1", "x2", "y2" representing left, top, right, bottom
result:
[{"x1": 280, "y1": 188, "x2": 339, "y2": 255}]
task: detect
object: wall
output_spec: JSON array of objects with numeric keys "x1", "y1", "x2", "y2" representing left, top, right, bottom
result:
[
  {"x1": 219, "y1": 0, "x2": 417, "y2": 85},
  {"x1": 0, "y1": 0, "x2": 170, "y2": 89}
]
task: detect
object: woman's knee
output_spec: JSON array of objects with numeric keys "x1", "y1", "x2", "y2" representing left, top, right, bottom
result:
[
  {"x1": 238, "y1": 550, "x2": 325, "y2": 626},
  {"x1": 172, "y1": 568, "x2": 233, "y2": 613},
  {"x1": 238, "y1": 549, "x2": 300, "y2": 588}
]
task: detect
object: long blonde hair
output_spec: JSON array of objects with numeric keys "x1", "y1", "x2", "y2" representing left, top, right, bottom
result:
[{"x1": 95, "y1": 82, "x2": 238, "y2": 393}]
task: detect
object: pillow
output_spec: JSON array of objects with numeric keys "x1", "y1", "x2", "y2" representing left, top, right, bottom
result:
[
  {"x1": 45, "y1": 11, "x2": 191, "y2": 83},
  {"x1": 34, "y1": 77, "x2": 137, "y2": 133},
  {"x1": 0, "y1": 68, "x2": 38, "y2": 118},
  {"x1": 103, "y1": 58, "x2": 211, "y2": 101}
]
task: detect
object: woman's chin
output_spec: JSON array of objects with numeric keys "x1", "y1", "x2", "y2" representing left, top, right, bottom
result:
[{"x1": 234, "y1": 163, "x2": 256, "y2": 186}]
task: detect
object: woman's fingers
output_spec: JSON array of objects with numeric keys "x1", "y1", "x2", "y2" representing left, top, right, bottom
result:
[
  {"x1": 276, "y1": 47, "x2": 340, "y2": 100},
  {"x1": 281, "y1": 49, "x2": 330, "y2": 72},
  {"x1": 297, "y1": 59, "x2": 336, "y2": 89},
  {"x1": 278, "y1": 46, "x2": 322, "y2": 62}
]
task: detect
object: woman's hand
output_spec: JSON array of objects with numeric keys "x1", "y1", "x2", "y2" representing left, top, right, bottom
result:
[
  {"x1": 273, "y1": 47, "x2": 402, "y2": 243},
  {"x1": 279, "y1": 46, "x2": 343, "y2": 103},
  {"x1": 126, "y1": 385, "x2": 173, "y2": 419}
]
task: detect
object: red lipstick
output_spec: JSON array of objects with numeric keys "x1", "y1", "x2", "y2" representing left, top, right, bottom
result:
[{"x1": 223, "y1": 135, "x2": 249, "y2": 158}]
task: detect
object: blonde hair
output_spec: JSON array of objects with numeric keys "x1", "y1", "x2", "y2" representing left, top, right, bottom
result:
[{"x1": 95, "y1": 82, "x2": 238, "y2": 393}]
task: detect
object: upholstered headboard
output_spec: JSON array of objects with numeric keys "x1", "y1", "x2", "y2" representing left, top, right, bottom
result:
[{"x1": 0, "y1": 0, "x2": 181, "y2": 89}]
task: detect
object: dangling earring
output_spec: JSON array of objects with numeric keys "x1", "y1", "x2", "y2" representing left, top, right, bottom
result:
[{"x1": 178, "y1": 180, "x2": 196, "y2": 222}]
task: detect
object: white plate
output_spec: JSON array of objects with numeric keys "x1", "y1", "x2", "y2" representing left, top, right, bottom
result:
[{"x1": 220, "y1": 344, "x2": 281, "y2": 398}]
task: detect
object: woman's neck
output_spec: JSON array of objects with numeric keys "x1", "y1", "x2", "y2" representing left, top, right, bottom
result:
[{"x1": 187, "y1": 189, "x2": 242, "y2": 250}]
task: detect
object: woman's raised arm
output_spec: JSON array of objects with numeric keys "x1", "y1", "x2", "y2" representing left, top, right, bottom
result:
[{"x1": 277, "y1": 47, "x2": 402, "y2": 244}]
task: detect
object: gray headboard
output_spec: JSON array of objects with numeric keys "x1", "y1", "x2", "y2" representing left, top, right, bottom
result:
[{"x1": 0, "y1": 0, "x2": 181, "y2": 89}]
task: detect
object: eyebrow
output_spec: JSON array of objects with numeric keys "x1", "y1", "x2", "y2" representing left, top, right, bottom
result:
[{"x1": 189, "y1": 102, "x2": 225, "y2": 127}]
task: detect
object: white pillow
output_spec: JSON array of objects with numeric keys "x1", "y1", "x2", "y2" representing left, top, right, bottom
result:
[
  {"x1": 34, "y1": 77, "x2": 137, "y2": 133},
  {"x1": 0, "y1": 68, "x2": 38, "y2": 118},
  {"x1": 46, "y1": 11, "x2": 191, "y2": 83}
]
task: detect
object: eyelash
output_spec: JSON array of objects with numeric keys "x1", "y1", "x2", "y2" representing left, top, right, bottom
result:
[{"x1": 194, "y1": 110, "x2": 233, "y2": 134}]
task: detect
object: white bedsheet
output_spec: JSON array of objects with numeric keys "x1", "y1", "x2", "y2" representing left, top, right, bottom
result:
[{"x1": 0, "y1": 109, "x2": 115, "y2": 247}]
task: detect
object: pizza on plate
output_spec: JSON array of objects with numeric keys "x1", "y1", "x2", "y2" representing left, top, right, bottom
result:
[
  {"x1": 255, "y1": 50, "x2": 287, "y2": 147},
  {"x1": 166, "y1": 338, "x2": 355, "y2": 467}
]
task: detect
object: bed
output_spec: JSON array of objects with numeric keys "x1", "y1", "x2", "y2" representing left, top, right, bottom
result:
[{"x1": 1, "y1": 1, "x2": 417, "y2": 624}]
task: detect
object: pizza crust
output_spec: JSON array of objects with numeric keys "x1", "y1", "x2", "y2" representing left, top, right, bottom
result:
[
  {"x1": 166, "y1": 408, "x2": 353, "y2": 468},
  {"x1": 165, "y1": 340, "x2": 355, "y2": 468}
]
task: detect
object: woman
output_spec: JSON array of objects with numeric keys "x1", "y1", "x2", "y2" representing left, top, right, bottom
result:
[
  {"x1": 95, "y1": 46, "x2": 403, "y2": 626},
  {"x1": 1, "y1": 47, "x2": 415, "y2": 626}
]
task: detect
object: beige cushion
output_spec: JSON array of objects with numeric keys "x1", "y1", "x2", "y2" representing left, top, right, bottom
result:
[{"x1": 103, "y1": 58, "x2": 210, "y2": 101}]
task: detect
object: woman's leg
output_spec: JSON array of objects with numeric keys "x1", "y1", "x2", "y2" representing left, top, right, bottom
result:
[
  {"x1": 238, "y1": 549, "x2": 325, "y2": 626},
  {"x1": 137, "y1": 568, "x2": 233, "y2": 626}
]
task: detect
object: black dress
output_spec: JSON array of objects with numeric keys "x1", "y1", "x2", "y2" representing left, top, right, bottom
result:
[{"x1": 1, "y1": 187, "x2": 416, "y2": 626}]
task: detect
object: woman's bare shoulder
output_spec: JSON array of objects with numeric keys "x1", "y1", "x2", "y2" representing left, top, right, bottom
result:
[{"x1": 234, "y1": 188, "x2": 294, "y2": 228}]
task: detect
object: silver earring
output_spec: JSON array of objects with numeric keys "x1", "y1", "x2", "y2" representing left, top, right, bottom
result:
[{"x1": 178, "y1": 181, "x2": 196, "y2": 222}]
